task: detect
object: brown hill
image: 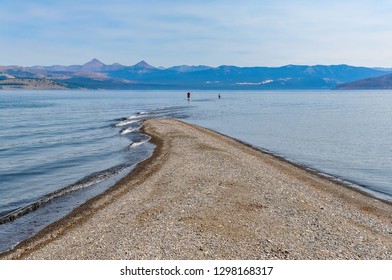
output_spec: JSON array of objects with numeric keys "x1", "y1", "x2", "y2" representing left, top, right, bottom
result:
[{"x1": 336, "y1": 73, "x2": 392, "y2": 89}]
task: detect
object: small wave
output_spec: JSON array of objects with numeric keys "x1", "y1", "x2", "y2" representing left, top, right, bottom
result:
[
  {"x1": 115, "y1": 106, "x2": 189, "y2": 127},
  {"x1": 113, "y1": 117, "x2": 127, "y2": 122},
  {"x1": 120, "y1": 126, "x2": 140, "y2": 135},
  {"x1": 127, "y1": 112, "x2": 155, "y2": 121},
  {"x1": 129, "y1": 137, "x2": 151, "y2": 148},
  {"x1": 0, "y1": 164, "x2": 129, "y2": 225},
  {"x1": 115, "y1": 119, "x2": 139, "y2": 127}
]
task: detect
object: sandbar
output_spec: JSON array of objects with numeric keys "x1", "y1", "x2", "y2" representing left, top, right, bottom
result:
[{"x1": 1, "y1": 119, "x2": 391, "y2": 259}]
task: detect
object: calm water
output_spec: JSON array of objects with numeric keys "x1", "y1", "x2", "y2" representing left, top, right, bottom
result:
[{"x1": 0, "y1": 90, "x2": 391, "y2": 253}]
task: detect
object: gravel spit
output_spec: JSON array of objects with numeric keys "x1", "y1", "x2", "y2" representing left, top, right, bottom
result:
[{"x1": 2, "y1": 119, "x2": 391, "y2": 260}]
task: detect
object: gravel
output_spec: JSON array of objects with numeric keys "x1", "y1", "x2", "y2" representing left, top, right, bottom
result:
[{"x1": 2, "y1": 118, "x2": 391, "y2": 260}]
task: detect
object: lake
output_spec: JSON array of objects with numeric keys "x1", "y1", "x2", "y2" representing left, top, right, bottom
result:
[{"x1": 0, "y1": 89, "x2": 391, "y2": 253}]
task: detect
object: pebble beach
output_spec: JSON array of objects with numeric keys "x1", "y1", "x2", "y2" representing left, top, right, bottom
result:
[{"x1": 2, "y1": 118, "x2": 392, "y2": 260}]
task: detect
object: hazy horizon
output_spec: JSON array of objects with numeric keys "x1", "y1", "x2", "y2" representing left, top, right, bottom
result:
[{"x1": 4, "y1": 57, "x2": 392, "y2": 69}]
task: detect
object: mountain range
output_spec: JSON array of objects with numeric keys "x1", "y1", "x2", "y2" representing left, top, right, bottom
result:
[{"x1": 1, "y1": 59, "x2": 391, "y2": 90}]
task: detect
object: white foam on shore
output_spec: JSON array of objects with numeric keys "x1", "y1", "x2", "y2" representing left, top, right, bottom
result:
[
  {"x1": 129, "y1": 138, "x2": 150, "y2": 148},
  {"x1": 120, "y1": 127, "x2": 140, "y2": 135},
  {"x1": 115, "y1": 120, "x2": 139, "y2": 127},
  {"x1": 129, "y1": 115, "x2": 143, "y2": 119}
]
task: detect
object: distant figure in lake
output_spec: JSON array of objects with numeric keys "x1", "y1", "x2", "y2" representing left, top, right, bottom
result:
[
  {"x1": 187, "y1": 92, "x2": 190, "y2": 99},
  {"x1": 218, "y1": 93, "x2": 221, "y2": 99}
]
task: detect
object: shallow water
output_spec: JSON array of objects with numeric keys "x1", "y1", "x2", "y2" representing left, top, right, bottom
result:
[
  {"x1": 187, "y1": 90, "x2": 392, "y2": 201},
  {"x1": 0, "y1": 90, "x2": 189, "y2": 252},
  {"x1": 0, "y1": 89, "x2": 391, "y2": 253}
]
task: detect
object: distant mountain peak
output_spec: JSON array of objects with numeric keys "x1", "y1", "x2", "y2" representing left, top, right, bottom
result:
[
  {"x1": 81, "y1": 59, "x2": 106, "y2": 72},
  {"x1": 133, "y1": 60, "x2": 155, "y2": 69},
  {"x1": 84, "y1": 58, "x2": 105, "y2": 66}
]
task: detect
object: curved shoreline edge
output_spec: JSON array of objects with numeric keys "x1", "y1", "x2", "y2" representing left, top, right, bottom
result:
[
  {"x1": 0, "y1": 119, "x2": 164, "y2": 259},
  {"x1": 1, "y1": 118, "x2": 392, "y2": 259}
]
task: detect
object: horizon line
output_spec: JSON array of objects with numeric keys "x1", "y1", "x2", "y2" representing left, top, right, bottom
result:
[{"x1": 2, "y1": 59, "x2": 391, "y2": 70}]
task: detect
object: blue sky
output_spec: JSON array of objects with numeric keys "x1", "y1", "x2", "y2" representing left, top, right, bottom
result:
[{"x1": 1, "y1": 0, "x2": 392, "y2": 67}]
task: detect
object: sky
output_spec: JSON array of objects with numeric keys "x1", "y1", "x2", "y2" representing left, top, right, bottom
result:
[{"x1": 1, "y1": 0, "x2": 392, "y2": 67}]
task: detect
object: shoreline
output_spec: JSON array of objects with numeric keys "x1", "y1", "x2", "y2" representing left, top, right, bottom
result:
[
  {"x1": 0, "y1": 119, "x2": 165, "y2": 259},
  {"x1": 198, "y1": 125, "x2": 392, "y2": 206},
  {"x1": 1, "y1": 118, "x2": 392, "y2": 259}
]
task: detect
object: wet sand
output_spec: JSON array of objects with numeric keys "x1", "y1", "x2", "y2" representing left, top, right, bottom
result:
[{"x1": 1, "y1": 119, "x2": 392, "y2": 259}]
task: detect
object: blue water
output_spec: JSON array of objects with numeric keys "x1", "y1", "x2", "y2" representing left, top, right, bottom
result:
[
  {"x1": 0, "y1": 90, "x2": 391, "y2": 253},
  {"x1": 189, "y1": 90, "x2": 392, "y2": 200}
]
